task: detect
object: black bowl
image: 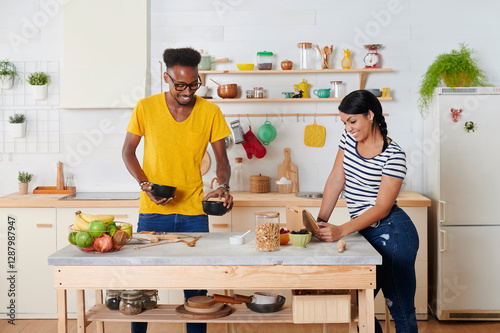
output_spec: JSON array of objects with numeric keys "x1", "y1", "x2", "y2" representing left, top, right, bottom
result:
[
  {"x1": 150, "y1": 183, "x2": 176, "y2": 199},
  {"x1": 202, "y1": 201, "x2": 228, "y2": 216},
  {"x1": 245, "y1": 295, "x2": 286, "y2": 313}
]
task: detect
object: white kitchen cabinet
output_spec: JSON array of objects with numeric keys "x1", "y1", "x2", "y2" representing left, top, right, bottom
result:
[{"x1": 0, "y1": 208, "x2": 57, "y2": 318}]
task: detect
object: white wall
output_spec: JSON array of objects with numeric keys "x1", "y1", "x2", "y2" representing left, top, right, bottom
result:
[{"x1": 1, "y1": 0, "x2": 499, "y2": 197}]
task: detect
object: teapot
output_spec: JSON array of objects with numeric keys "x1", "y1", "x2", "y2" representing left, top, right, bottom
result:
[
  {"x1": 293, "y1": 79, "x2": 311, "y2": 98},
  {"x1": 198, "y1": 50, "x2": 229, "y2": 70}
]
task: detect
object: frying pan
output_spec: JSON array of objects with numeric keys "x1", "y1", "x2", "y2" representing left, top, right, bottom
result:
[{"x1": 211, "y1": 294, "x2": 285, "y2": 313}]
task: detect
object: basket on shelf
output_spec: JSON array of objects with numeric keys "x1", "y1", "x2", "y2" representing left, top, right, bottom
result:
[{"x1": 250, "y1": 174, "x2": 270, "y2": 193}]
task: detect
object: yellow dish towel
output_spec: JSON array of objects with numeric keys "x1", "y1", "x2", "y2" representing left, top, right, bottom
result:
[{"x1": 304, "y1": 122, "x2": 326, "y2": 147}]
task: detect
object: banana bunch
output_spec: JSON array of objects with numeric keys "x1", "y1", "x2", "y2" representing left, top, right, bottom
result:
[{"x1": 73, "y1": 210, "x2": 115, "y2": 231}]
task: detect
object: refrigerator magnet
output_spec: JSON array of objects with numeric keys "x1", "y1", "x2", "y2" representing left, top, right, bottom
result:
[
  {"x1": 450, "y1": 108, "x2": 462, "y2": 122},
  {"x1": 464, "y1": 121, "x2": 477, "y2": 133}
]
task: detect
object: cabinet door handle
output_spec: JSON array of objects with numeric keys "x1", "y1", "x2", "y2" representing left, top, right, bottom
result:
[
  {"x1": 36, "y1": 224, "x2": 53, "y2": 228},
  {"x1": 438, "y1": 200, "x2": 446, "y2": 224},
  {"x1": 211, "y1": 224, "x2": 229, "y2": 228},
  {"x1": 439, "y1": 229, "x2": 447, "y2": 252},
  {"x1": 112, "y1": 214, "x2": 128, "y2": 219}
]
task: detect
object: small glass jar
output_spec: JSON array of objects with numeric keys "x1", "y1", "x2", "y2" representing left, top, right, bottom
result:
[
  {"x1": 141, "y1": 290, "x2": 159, "y2": 310},
  {"x1": 254, "y1": 211, "x2": 280, "y2": 252},
  {"x1": 253, "y1": 87, "x2": 264, "y2": 99},
  {"x1": 105, "y1": 289, "x2": 123, "y2": 310},
  {"x1": 246, "y1": 89, "x2": 254, "y2": 99},
  {"x1": 257, "y1": 51, "x2": 273, "y2": 70},
  {"x1": 119, "y1": 290, "x2": 143, "y2": 315}
]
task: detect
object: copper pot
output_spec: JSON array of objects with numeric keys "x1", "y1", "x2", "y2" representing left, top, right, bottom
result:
[{"x1": 217, "y1": 84, "x2": 238, "y2": 98}]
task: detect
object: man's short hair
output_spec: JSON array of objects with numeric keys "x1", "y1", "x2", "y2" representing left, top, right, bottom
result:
[{"x1": 163, "y1": 47, "x2": 201, "y2": 68}]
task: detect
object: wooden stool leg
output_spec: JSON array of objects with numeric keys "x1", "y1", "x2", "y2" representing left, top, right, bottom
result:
[{"x1": 76, "y1": 290, "x2": 86, "y2": 333}]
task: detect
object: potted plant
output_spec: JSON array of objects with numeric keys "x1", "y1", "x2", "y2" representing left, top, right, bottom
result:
[
  {"x1": 18, "y1": 171, "x2": 33, "y2": 195},
  {"x1": 9, "y1": 113, "x2": 27, "y2": 138},
  {"x1": 27, "y1": 71, "x2": 50, "y2": 100},
  {"x1": 417, "y1": 43, "x2": 491, "y2": 117},
  {"x1": 0, "y1": 60, "x2": 19, "y2": 90}
]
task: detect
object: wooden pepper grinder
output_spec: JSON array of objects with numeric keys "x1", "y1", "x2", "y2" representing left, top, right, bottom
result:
[{"x1": 56, "y1": 161, "x2": 64, "y2": 190}]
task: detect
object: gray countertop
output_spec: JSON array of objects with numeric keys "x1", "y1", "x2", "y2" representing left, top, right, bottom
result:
[{"x1": 48, "y1": 232, "x2": 381, "y2": 266}]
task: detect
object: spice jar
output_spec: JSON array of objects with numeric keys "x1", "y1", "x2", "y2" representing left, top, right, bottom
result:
[
  {"x1": 257, "y1": 51, "x2": 273, "y2": 70},
  {"x1": 105, "y1": 289, "x2": 123, "y2": 310},
  {"x1": 298, "y1": 42, "x2": 314, "y2": 70},
  {"x1": 141, "y1": 290, "x2": 159, "y2": 310},
  {"x1": 246, "y1": 89, "x2": 254, "y2": 99},
  {"x1": 253, "y1": 87, "x2": 264, "y2": 99},
  {"x1": 119, "y1": 290, "x2": 143, "y2": 315},
  {"x1": 255, "y1": 211, "x2": 280, "y2": 252}
]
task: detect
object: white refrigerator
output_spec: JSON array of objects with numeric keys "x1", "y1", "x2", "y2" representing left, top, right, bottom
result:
[{"x1": 424, "y1": 87, "x2": 500, "y2": 321}]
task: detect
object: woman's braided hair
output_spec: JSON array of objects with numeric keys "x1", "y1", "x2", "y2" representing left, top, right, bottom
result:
[{"x1": 338, "y1": 90, "x2": 389, "y2": 151}]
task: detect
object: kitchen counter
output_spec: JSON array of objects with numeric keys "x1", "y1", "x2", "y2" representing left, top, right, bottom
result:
[
  {"x1": 0, "y1": 190, "x2": 430, "y2": 208},
  {"x1": 48, "y1": 232, "x2": 381, "y2": 333},
  {"x1": 48, "y1": 232, "x2": 381, "y2": 266}
]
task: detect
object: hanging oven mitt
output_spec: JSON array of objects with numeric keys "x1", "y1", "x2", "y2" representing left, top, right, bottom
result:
[
  {"x1": 304, "y1": 121, "x2": 326, "y2": 147},
  {"x1": 242, "y1": 126, "x2": 266, "y2": 159}
]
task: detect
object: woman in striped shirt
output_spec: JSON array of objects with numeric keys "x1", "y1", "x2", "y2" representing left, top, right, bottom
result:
[{"x1": 316, "y1": 90, "x2": 419, "y2": 333}]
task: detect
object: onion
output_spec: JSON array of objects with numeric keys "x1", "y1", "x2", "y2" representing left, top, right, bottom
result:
[
  {"x1": 112, "y1": 230, "x2": 128, "y2": 248},
  {"x1": 80, "y1": 244, "x2": 95, "y2": 252},
  {"x1": 94, "y1": 234, "x2": 114, "y2": 252}
]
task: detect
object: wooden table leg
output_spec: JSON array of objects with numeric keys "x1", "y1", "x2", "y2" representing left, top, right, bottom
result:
[
  {"x1": 95, "y1": 290, "x2": 104, "y2": 333},
  {"x1": 76, "y1": 289, "x2": 86, "y2": 333},
  {"x1": 358, "y1": 289, "x2": 375, "y2": 333},
  {"x1": 57, "y1": 289, "x2": 67, "y2": 333}
]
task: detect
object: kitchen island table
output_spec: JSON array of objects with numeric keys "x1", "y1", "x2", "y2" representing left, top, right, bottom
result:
[{"x1": 48, "y1": 232, "x2": 381, "y2": 333}]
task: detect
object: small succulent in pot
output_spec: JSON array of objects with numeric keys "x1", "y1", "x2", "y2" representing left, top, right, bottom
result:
[
  {"x1": 27, "y1": 71, "x2": 50, "y2": 86},
  {"x1": 9, "y1": 113, "x2": 26, "y2": 124},
  {"x1": 18, "y1": 171, "x2": 33, "y2": 183}
]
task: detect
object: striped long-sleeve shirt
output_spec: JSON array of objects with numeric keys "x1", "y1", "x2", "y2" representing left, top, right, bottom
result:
[{"x1": 339, "y1": 129, "x2": 407, "y2": 219}]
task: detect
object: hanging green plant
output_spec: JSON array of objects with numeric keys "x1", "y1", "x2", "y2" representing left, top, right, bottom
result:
[
  {"x1": 417, "y1": 43, "x2": 491, "y2": 117},
  {"x1": 0, "y1": 60, "x2": 19, "y2": 89},
  {"x1": 27, "y1": 71, "x2": 50, "y2": 86}
]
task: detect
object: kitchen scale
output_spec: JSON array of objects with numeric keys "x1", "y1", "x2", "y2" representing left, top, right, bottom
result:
[
  {"x1": 58, "y1": 192, "x2": 140, "y2": 201},
  {"x1": 363, "y1": 44, "x2": 382, "y2": 68}
]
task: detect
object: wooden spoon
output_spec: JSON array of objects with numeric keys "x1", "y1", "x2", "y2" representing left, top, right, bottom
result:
[{"x1": 210, "y1": 78, "x2": 221, "y2": 86}]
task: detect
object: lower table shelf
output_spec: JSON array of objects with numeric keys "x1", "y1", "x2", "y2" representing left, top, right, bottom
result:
[{"x1": 87, "y1": 304, "x2": 294, "y2": 323}]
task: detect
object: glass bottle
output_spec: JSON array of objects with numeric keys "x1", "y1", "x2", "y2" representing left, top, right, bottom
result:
[
  {"x1": 254, "y1": 211, "x2": 280, "y2": 252},
  {"x1": 233, "y1": 157, "x2": 244, "y2": 191},
  {"x1": 298, "y1": 42, "x2": 313, "y2": 70},
  {"x1": 119, "y1": 290, "x2": 143, "y2": 315}
]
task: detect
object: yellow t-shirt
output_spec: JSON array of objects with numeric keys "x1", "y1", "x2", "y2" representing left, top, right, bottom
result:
[{"x1": 126, "y1": 93, "x2": 231, "y2": 215}]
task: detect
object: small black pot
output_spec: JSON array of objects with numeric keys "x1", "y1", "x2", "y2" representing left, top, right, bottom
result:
[
  {"x1": 202, "y1": 201, "x2": 227, "y2": 216},
  {"x1": 245, "y1": 295, "x2": 286, "y2": 313},
  {"x1": 150, "y1": 184, "x2": 176, "y2": 199}
]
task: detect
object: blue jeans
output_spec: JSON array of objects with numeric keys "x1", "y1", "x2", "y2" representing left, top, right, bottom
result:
[
  {"x1": 358, "y1": 208, "x2": 419, "y2": 333},
  {"x1": 131, "y1": 213, "x2": 209, "y2": 333}
]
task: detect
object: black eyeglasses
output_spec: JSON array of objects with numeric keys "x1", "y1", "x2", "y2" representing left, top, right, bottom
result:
[{"x1": 166, "y1": 73, "x2": 202, "y2": 91}]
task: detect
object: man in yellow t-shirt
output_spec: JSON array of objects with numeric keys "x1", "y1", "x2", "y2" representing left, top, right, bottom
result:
[{"x1": 122, "y1": 47, "x2": 232, "y2": 333}]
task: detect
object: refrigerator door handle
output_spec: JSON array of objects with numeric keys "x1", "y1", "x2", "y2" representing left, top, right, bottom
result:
[
  {"x1": 439, "y1": 229, "x2": 447, "y2": 252},
  {"x1": 438, "y1": 200, "x2": 446, "y2": 224}
]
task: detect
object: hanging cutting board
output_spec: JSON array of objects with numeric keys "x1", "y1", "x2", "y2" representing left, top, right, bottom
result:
[
  {"x1": 201, "y1": 151, "x2": 211, "y2": 175},
  {"x1": 277, "y1": 148, "x2": 299, "y2": 193}
]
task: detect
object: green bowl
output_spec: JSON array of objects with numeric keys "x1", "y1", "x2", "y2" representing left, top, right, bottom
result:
[{"x1": 289, "y1": 232, "x2": 312, "y2": 248}]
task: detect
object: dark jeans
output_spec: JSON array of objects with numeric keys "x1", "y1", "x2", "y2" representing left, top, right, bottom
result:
[
  {"x1": 131, "y1": 213, "x2": 209, "y2": 333},
  {"x1": 358, "y1": 208, "x2": 419, "y2": 333}
]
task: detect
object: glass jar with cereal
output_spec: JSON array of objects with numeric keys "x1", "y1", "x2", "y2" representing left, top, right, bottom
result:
[{"x1": 254, "y1": 211, "x2": 280, "y2": 251}]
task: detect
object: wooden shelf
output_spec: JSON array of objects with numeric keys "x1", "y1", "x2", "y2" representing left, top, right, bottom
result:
[
  {"x1": 199, "y1": 68, "x2": 393, "y2": 91},
  {"x1": 86, "y1": 304, "x2": 294, "y2": 323},
  {"x1": 200, "y1": 68, "x2": 392, "y2": 75},
  {"x1": 208, "y1": 97, "x2": 392, "y2": 103}
]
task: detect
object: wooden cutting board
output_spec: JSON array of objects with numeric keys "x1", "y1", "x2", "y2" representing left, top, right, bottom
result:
[
  {"x1": 277, "y1": 148, "x2": 299, "y2": 193},
  {"x1": 201, "y1": 151, "x2": 211, "y2": 175},
  {"x1": 285, "y1": 205, "x2": 318, "y2": 235},
  {"x1": 175, "y1": 304, "x2": 232, "y2": 319}
]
